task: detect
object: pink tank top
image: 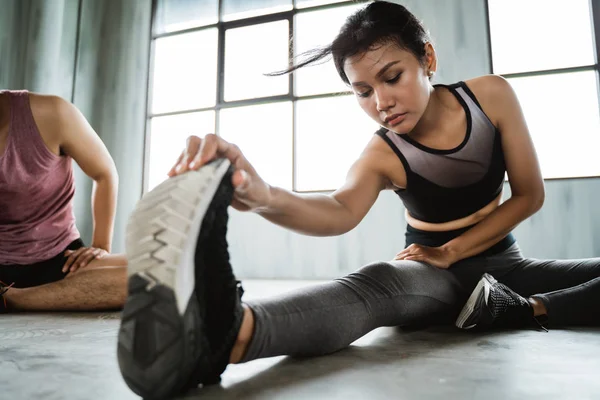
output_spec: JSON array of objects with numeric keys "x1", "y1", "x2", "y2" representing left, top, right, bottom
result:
[{"x1": 0, "y1": 90, "x2": 80, "y2": 265}]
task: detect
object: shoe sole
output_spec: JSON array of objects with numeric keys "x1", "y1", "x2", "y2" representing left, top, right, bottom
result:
[
  {"x1": 117, "y1": 159, "x2": 232, "y2": 400},
  {"x1": 455, "y1": 273, "x2": 497, "y2": 329}
]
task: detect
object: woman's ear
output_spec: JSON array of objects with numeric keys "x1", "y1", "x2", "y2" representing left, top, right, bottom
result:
[{"x1": 424, "y1": 42, "x2": 437, "y2": 77}]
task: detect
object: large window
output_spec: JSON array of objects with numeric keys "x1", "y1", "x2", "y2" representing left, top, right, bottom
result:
[
  {"x1": 145, "y1": 0, "x2": 374, "y2": 192},
  {"x1": 487, "y1": 0, "x2": 600, "y2": 179},
  {"x1": 146, "y1": 0, "x2": 600, "y2": 191}
]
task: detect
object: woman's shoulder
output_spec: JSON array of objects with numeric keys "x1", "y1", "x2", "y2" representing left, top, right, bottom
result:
[
  {"x1": 462, "y1": 75, "x2": 515, "y2": 127},
  {"x1": 28, "y1": 93, "x2": 72, "y2": 119},
  {"x1": 463, "y1": 75, "x2": 513, "y2": 100},
  {"x1": 29, "y1": 93, "x2": 80, "y2": 137},
  {"x1": 27, "y1": 93, "x2": 77, "y2": 151},
  {"x1": 362, "y1": 132, "x2": 408, "y2": 189}
]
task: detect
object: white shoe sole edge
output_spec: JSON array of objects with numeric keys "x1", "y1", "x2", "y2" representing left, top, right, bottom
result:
[
  {"x1": 455, "y1": 273, "x2": 496, "y2": 329},
  {"x1": 125, "y1": 158, "x2": 232, "y2": 315}
]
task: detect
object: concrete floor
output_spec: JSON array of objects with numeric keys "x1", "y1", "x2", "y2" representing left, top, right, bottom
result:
[{"x1": 1, "y1": 280, "x2": 599, "y2": 400}]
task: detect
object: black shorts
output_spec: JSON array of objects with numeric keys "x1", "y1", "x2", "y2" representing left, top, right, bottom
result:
[{"x1": 0, "y1": 239, "x2": 85, "y2": 288}]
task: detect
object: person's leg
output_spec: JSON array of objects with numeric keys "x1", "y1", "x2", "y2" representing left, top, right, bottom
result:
[
  {"x1": 236, "y1": 259, "x2": 464, "y2": 363},
  {"x1": 0, "y1": 238, "x2": 89, "y2": 289},
  {"x1": 455, "y1": 252, "x2": 600, "y2": 329},
  {"x1": 499, "y1": 257, "x2": 600, "y2": 326},
  {"x1": 116, "y1": 160, "x2": 473, "y2": 399},
  {"x1": 3, "y1": 254, "x2": 128, "y2": 311},
  {"x1": 233, "y1": 242, "x2": 530, "y2": 362}
]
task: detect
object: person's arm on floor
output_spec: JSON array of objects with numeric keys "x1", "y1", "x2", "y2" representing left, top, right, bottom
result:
[
  {"x1": 52, "y1": 97, "x2": 119, "y2": 271},
  {"x1": 396, "y1": 75, "x2": 545, "y2": 268}
]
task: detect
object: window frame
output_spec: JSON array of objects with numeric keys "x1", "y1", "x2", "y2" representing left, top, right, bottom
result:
[
  {"x1": 484, "y1": 0, "x2": 600, "y2": 180},
  {"x1": 143, "y1": 0, "x2": 368, "y2": 193},
  {"x1": 144, "y1": 0, "x2": 600, "y2": 194}
]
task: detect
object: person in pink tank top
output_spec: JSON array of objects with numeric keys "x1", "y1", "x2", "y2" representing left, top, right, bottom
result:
[{"x1": 0, "y1": 90, "x2": 127, "y2": 312}]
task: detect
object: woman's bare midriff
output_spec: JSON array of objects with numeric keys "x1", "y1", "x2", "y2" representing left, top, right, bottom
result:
[{"x1": 405, "y1": 191, "x2": 503, "y2": 232}]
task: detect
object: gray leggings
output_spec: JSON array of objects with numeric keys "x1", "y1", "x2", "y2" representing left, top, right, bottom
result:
[{"x1": 241, "y1": 243, "x2": 600, "y2": 362}]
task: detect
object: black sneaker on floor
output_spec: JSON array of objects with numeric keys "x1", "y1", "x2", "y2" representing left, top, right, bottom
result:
[
  {"x1": 117, "y1": 158, "x2": 245, "y2": 400},
  {"x1": 455, "y1": 273, "x2": 547, "y2": 331}
]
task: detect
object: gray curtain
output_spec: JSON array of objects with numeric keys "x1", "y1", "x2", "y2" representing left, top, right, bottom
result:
[{"x1": 0, "y1": 0, "x2": 152, "y2": 253}]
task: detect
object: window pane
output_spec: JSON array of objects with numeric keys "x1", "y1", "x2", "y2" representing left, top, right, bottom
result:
[
  {"x1": 220, "y1": 102, "x2": 293, "y2": 190},
  {"x1": 296, "y1": 95, "x2": 378, "y2": 191},
  {"x1": 489, "y1": 0, "x2": 595, "y2": 74},
  {"x1": 154, "y1": 0, "x2": 218, "y2": 34},
  {"x1": 294, "y1": 4, "x2": 362, "y2": 96},
  {"x1": 224, "y1": 21, "x2": 289, "y2": 101},
  {"x1": 148, "y1": 111, "x2": 215, "y2": 191},
  {"x1": 152, "y1": 30, "x2": 218, "y2": 114},
  {"x1": 295, "y1": 0, "x2": 348, "y2": 9},
  {"x1": 508, "y1": 71, "x2": 600, "y2": 179},
  {"x1": 222, "y1": 0, "x2": 292, "y2": 22}
]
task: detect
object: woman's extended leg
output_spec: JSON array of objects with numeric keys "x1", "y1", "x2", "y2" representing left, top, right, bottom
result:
[
  {"x1": 237, "y1": 259, "x2": 464, "y2": 363},
  {"x1": 455, "y1": 247, "x2": 600, "y2": 329},
  {"x1": 500, "y1": 257, "x2": 600, "y2": 326}
]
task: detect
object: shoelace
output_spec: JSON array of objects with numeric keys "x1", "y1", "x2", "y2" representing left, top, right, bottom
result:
[
  {"x1": 497, "y1": 283, "x2": 549, "y2": 332},
  {"x1": 533, "y1": 315, "x2": 549, "y2": 332},
  {"x1": 497, "y1": 283, "x2": 529, "y2": 306}
]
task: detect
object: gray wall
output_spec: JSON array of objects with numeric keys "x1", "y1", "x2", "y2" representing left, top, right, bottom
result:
[
  {"x1": 0, "y1": 0, "x2": 151, "y2": 253},
  {"x1": 227, "y1": 0, "x2": 600, "y2": 279}
]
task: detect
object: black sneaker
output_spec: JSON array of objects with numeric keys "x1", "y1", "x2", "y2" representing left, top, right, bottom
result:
[
  {"x1": 117, "y1": 158, "x2": 244, "y2": 399},
  {"x1": 455, "y1": 273, "x2": 547, "y2": 331}
]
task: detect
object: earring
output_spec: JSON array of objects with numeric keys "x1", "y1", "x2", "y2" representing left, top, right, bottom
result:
[{"x1": 427, "y1": 70, "x2": 434, "y2": 77}]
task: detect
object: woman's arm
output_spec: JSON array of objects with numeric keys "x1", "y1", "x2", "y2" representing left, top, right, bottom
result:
[
  {"x1": 170, "y1": 133, "x2": 390, "y2": 237},
  {"x1": 55, "y1": 97, "x2": 119, "y2": 252},
  {"x1": 257, "y1": 147, "x2": 388, "y2": 236},
  {"x1": 440, "y1": 75, "x2": 545, "y2": 261}
]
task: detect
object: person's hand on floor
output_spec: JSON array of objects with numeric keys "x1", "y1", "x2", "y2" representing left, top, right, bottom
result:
[
  {"x1": 62, "y1": 247, "x2": 108, "y2": 275},
  {"x1": 394, "y1": 243, "x2": 457, "y2": 269},
  {"x1": 168, "y1": 134, "x2": 272, "y2": 212}
]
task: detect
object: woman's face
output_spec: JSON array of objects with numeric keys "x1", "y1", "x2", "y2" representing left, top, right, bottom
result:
[{"x1": 344, "y1": 42, "x2": 434, "y2": 134}]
